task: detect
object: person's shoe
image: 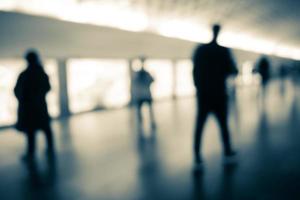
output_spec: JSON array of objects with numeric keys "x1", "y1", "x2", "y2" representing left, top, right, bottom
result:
[
  {"x1": 225, "y1": 150, "x2": 236, "y2": 157},
  {"x1": 193, "y1": 160, "x2": 204, "y2": 171},
  {"x1": 45, "y1": 149, "x2": 56, "y2": 160},
  {"x1": 193, "y1": 155, "x2": 204, "y2": 171},
  {"x1": 223, "y1": 151, "x2": 237, "y2": 165}
]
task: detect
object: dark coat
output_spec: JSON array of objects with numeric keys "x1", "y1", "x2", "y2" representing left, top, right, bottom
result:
[
  {"x1": 192, "y1": 41, "x2": 237, "y2": 100},
  {"x1": 14, "y1": 65, "x2": 51, "y2": 132}
]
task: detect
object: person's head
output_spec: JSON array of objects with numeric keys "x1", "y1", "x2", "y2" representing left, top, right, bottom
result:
[
  {"x1": 139, "y1": 55, "x2": 147, "y2": 70},
  {"x1": 25, "y1": 49, "x2": 40, "y2": 66},
  {"x1": 212, "y1": 24, "x2": 221, "y2": 42}
]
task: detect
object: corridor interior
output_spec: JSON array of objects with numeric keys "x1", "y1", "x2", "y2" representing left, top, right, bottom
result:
[{"x1": 0, "y1": 78, "x2": 300, "y2": 200}]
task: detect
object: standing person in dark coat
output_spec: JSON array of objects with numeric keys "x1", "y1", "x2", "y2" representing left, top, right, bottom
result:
[
  {"x1": 192, "y1": 24, "x2": 237, "y2": 168},
  {"x1": 14, "y1": 50, "x2": 54, "y2": 161}
]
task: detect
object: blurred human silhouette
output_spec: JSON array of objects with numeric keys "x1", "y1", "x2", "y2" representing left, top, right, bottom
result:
[
  {"x1": 14, "y1": 50, "x2": 54, "y2": 161},
  {"x1": 256, "y1": 56, "x2": 271, "y2": 93},
  {"x1": 132, "y1": 57, "x2": 156, "y2": 132},
  {"x1": 192, "y1": 24, "x2": 237, "y2": 167}
]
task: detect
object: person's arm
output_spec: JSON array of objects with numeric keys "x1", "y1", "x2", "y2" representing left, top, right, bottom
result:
[
  {"x1": 147, "y1": 72, "x2": 154, "y2": 84},
  {"x1": 14, "y1": 74, "x2": 24, "y2": 100},
  {"x1": 192, "y1": 45, "x2": 202, "y2": 88},
  {"x1": 149, "y1": 74, "x2": 154, "y2": 84}
]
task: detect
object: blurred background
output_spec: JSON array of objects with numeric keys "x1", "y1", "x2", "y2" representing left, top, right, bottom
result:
[{"x1": 0, "y1": 1, "x2": 300, "y2": 200}]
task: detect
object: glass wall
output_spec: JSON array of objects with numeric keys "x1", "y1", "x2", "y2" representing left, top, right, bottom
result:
[
  {"x1": 175, "y1": 60, "x2": 195, "y2": 97},
  {"x1": 144, "y1": 59, "x2": 174, "y2": 99},
  {"x1": 67, "y1": 59, "x2": 130, "y2": 113},
  {"x1": 0, "y1": 57, "x2": 197, "y2": 127},
  {"x1": 44, "y1": 60, "x2": 60, "y2": 117},
  {"x1": 0, "y1": 59, "x2": 59, "y2": 126},
  {"x1": 0, "y1": 60, "x2": 24, "y2": 126}
]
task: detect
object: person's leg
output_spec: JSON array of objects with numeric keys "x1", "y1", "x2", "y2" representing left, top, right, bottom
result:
[
  {"x1": 26, "y1": 131, "x2": 36, "y2": 156},
  {"x1": 136, "y1": 101, "x2": 144, "y2": 133},
  {"x1": 148, "y1": 101, "x2": 156, "y2": 129},
  {"x1": 136, "y1": 101, "x2": 143, "y2": 123},
  {"x1": 261, "y1": 81, "x2": 268, "y2": 110},
  {"x1": 214, "y1": 101, "x2": 234, "y2": 156},
  {"x1": 194, "y1": 99, "x2": 208, "y2": 163},
  {"x1": 22, "y1": 130, "x2": 36, "y2": 161},
  {"x1": 43, "y1": 124, "x2": 55, "y2": 155}
]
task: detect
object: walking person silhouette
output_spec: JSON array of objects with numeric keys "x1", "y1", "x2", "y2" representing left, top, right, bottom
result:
[
  {"x1": 192, "y1": 24, "x2": 238, "y2": 168},
  {"x1": 256, "y1": 56, "x2": 271, "y2": 91},
  {"x1": 132, "y1": 57, "x2": 156, "y2": 134},
  {"x1": 14, "y1": 50, "x2": 55, "y2": 161},
  {"x1": 255, "y1": 56, "x2": 271, "y2": 104}
]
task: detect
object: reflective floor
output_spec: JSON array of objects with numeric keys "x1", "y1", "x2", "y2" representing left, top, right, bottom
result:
[{"x1": 1, "y1": 78, "x2": 300, "y2": 200}]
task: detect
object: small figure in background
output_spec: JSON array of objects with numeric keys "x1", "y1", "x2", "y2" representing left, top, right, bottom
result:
[
  {"x1": 131, "y1": 57, "x2": 156, "y2": 134},
  {"x1": 256, "y1": 56, "x2": 271, "y2": 94},
  {"x1": 254, "y1": 56, "x2": 271, "y2": 110},
  {"x1": 14, "y1": 49, "x2": 55, "y2": 161}
]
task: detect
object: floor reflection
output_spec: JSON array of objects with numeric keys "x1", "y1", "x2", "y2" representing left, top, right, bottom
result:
[
  {"x1": 22, "y1": 154, "x2": 58, "y2": 200},
  {"x1": 136, "y1": 127, "x2": 164, "y2": 200},
  {"x1": 219, "y1": 163, "x2": 238, "y2": 200},
  {"x1": 192, "y1": 169, "x2": 205, "y2": 200},
  {"x1": 0, "y1": 79, "x2": 299, "y2": 199}
]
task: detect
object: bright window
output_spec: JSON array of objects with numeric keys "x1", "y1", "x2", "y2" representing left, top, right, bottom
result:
[
  {"x1": 144, "y1": 60, "x2": 173, "y2": 99},
  {"x1": 67, "y1": 59, "x2": 130, "y2": 113},
  {"x1": 175, "y1": 60, "x2": 195, "y2": 97},
  {"x1": 44, "y1": 60, "x2": 60, "y2": 117}
]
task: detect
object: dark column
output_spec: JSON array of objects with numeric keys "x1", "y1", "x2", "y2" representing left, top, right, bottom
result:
[
  {"x1": 172, "y1": 60, "x2": 177, "y2": 100},
  {"x1": 58, "y1": 58, "x2": 70, "y2": 117},
  {"x1": 128, "y1": 59, "x2": 134, "y2": 106}
]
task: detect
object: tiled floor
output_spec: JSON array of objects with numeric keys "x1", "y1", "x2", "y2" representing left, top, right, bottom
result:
[{"x1": 0, "y1": 78, "x2": 300, "y2": 200}]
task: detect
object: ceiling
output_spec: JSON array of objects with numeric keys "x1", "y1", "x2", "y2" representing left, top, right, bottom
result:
[
  {"x1": 0, "y1": 0, "x2": 300, "y2": 59},
  {"x1": 0, "y1": 11, "x2": 195, "y2": 59}
]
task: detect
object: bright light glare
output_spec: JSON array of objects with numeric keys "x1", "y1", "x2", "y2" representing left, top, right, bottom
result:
[
  {"x1": 67, "y1": 59, "x2": 130, "y2": 113},
  {"x1": 236, "y1": 61, "x2": 260, "y2": 86},
  {"x1": 156, "y1": 19, "x2": 211, "y2": 43},
  {"x1": 0, "y1": 0, "x2": 15, "y2": 10},
  {"x1": 144, "y1": 60, "x2": 174, "y2": 99},
  {"x1": 241, "y1": 61, "x2": 255, "y2": 85},
  {"x1": 219, "y1": 32, "x2": 276, "y2": 55},
  {"x1": 44, "y1": 60, "x2": 60, "y2": 117},
  {"x1": 175, "y1": 60, "x2": 195, "y2": 96},
  {"x1": 1, "y1": 0, "x2": 300, "y2": 60},
  {"x1": 0, "y1": 60, "x2": 24, "y2": 126},
  {"x1": 1, "y1": 0, "x2": 148, "y2": 32}
]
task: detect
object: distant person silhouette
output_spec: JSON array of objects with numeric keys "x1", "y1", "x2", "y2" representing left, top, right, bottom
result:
[
  {"x1": 14, "y1": 50, "x2": 54, "y2": 161},
  {"x1": 256, "y1": 56, "x2": 271, "y2": 90},
  {"x1": 192, "y1": 24, "x2": 237, "y2": 167},
  {"x1": 132, "y1": 57, "x2": 156, "y2": 132}
]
